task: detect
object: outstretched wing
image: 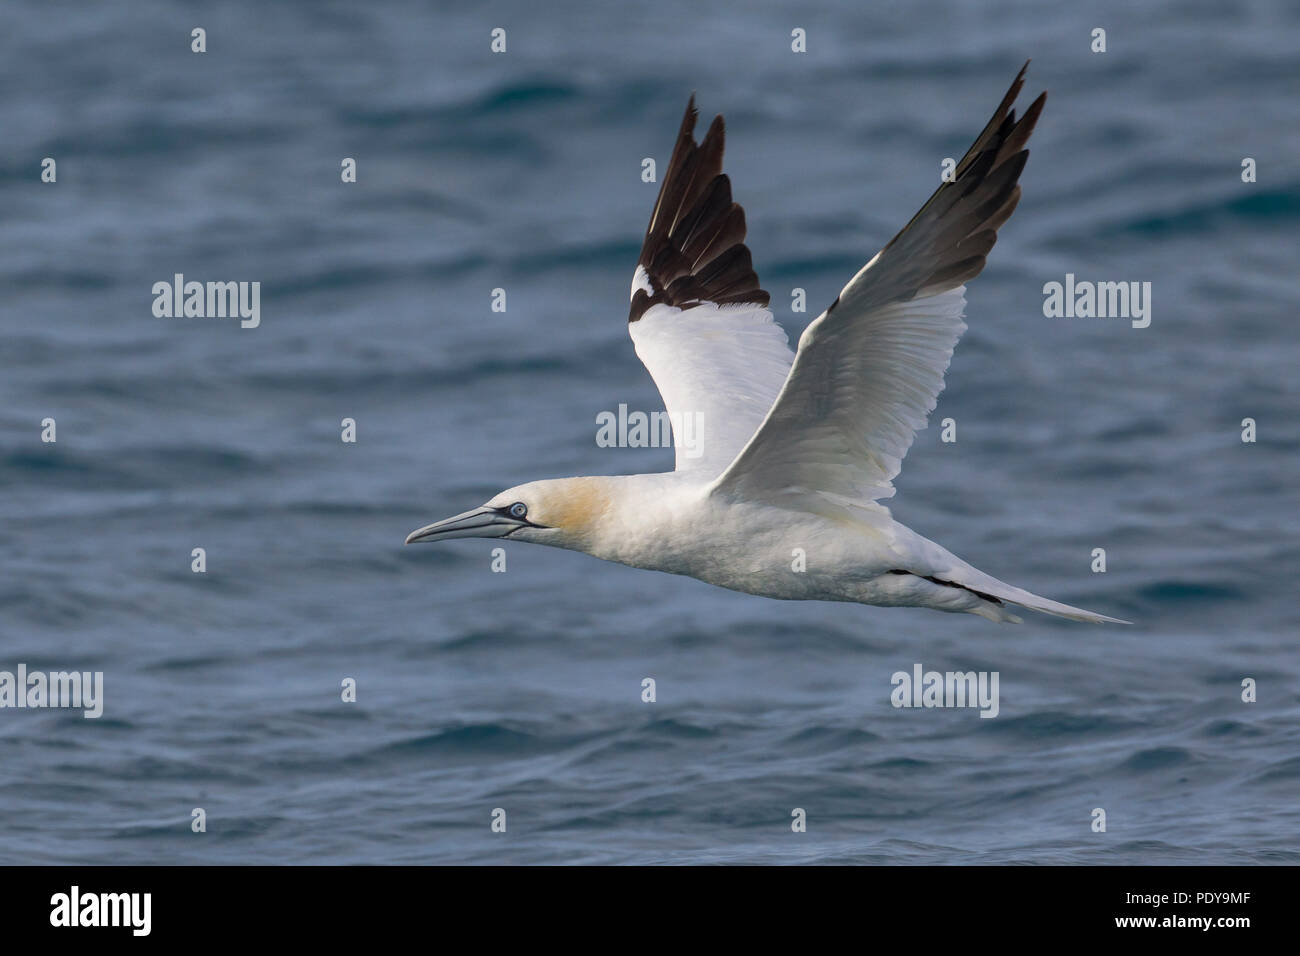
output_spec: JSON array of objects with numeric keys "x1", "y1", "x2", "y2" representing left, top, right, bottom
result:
[
  {"x1": 628, "y1": 96, "x2": 794, "y2": 476},
  {"x1": 712, "y1": 64, "x2": 1046, "y2": 507}
]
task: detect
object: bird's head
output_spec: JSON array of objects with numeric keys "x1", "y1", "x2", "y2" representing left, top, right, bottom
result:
[{"x1": 404, "y1": 477, "x2": 614, "y2": 551}]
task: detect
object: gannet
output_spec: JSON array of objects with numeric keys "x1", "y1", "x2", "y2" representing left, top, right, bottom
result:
[{"x1": 407, "y1": 64, "x2": 1127, "y2": 625}]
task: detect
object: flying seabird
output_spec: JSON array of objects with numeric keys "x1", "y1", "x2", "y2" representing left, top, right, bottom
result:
[{"x1": 407, "y1": 64, "x2": 1127, "y2": 624}]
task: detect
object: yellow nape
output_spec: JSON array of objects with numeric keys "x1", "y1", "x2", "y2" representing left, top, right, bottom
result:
[{"x1": 514, "y1": 476, "x2": 615, "y2": 539}]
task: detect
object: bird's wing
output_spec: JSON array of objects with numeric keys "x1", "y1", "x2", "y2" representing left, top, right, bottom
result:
[
  {"x1": 628, "y1": 97, "x2": 794, "y2": 476},
  {"x1": 711, "y1": 64, "x2": 1046, "y2": 508}
]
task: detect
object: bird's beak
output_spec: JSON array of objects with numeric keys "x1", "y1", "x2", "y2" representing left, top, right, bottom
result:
[{"x1": 405, "y1": 506, "x2": 524, "y2": 544}]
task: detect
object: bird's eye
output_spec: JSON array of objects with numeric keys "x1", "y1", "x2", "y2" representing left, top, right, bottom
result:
[{"x1": 508, "y1": 502, "x2": 528, "y2": 519}]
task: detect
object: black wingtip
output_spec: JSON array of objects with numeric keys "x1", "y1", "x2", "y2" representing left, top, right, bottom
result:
[
  {"x1": 679, "y1": 94, "x2": 698, "y2": 135},
  {"x1": 828, "y1": 60, "x2": 1048, "y2": 314},
  {"x1": 632, "y1": 94, "x2": 767, "y2": 323}
]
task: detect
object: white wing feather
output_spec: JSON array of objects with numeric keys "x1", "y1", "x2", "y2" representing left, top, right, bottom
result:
[
  {"x1": 712, "y1": 65, "x2": 1045, "y2": 509},
  {"x1": 626, "y1": 98, "x2": 791, "y2": 476},
  {"x1": 629, "y1": 301, "x2": 793, "y2": 475},
  {"x1": 710, "y1": 286, "x2": 966, "y2": 504}
]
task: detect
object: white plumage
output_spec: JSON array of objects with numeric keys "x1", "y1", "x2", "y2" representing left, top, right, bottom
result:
[
  {"x1": 406, "y1": 64, "x2": 1128, "y2": 626},
  {"x1": 629, "y1": 301, "x2": 793, "y2": 475}
]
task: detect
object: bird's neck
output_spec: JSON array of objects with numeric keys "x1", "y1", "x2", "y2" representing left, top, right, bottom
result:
[{"x1": 549, "y1": 473, "x2": 688, "y2": 567}]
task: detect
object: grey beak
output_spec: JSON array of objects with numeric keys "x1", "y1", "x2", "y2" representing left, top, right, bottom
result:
[{"x1": 405, "y1": 506, "x2": 522, "y2": 544}]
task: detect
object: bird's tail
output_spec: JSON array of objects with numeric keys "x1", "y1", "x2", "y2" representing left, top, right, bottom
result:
[
  {"x1": 947, "y1": 563, "x2": 1131, "y2": 625},
  {"x1": 986, "y1": 583, "x2": 1129, "y2": 624}
]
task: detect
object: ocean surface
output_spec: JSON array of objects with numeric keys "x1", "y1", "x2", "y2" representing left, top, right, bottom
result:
[{"x1": 2, "y1": 0, "x2": 1298, "y2": 865}]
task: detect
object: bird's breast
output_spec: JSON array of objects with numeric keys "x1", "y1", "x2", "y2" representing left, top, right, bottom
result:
[{"x1": 598, "y1": 495, "x2": 901, "y2": 601}]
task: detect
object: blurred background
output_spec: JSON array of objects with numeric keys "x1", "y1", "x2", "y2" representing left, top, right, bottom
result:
[{"x1": 1, "y1": 0, "x2": 1297, "y2": 863}]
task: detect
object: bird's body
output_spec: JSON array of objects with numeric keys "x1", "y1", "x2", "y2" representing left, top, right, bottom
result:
[
  {"x1": 407, "y1": 64, "x2": 1128, "y2": 626},
  {"x1": 486, "y1": 472, "x2": 1107, "y2": 623}
]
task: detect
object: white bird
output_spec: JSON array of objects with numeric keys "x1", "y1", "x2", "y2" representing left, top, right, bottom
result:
[{"x1": 407, "y1": 64, "x2": 1127, "y2": 625}]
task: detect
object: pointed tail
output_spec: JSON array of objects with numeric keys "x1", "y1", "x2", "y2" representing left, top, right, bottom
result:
[
  {"x1": 992, "y1": 584, "x2": 1130, "y2": 624},
  {"x1": 949, "y1": 564, "x2": 1131, "y2": 625}
]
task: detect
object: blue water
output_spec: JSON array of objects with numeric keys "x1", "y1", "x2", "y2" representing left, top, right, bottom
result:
[{"x1": 2, "y1": 0, "x2": 1298, "y2": 864}]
